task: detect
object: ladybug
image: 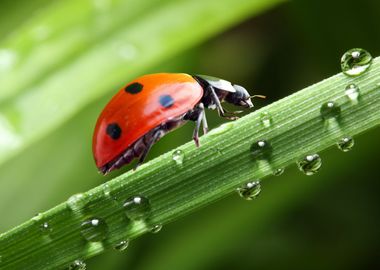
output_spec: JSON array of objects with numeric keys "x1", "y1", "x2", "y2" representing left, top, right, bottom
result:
[{"x1": 93, "y1": 73, "x2": 264, "y2": 174}]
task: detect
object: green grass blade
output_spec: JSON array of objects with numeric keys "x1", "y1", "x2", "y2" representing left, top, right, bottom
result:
[
  {"x1": 0, "y1": 55, "x2": 379, "y2": 270},
  {"x1": 0, "y1": 0, "x2": 283, "y2": 166}
]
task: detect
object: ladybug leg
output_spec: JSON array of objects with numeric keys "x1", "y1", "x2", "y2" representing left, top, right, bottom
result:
[
  {"x1": 135, "y1": 128, "x2": 165, "y2": 169},
  {"x1": 208, "y1": 86, "x2": 238, "y2": 120},
  {"x1": 202, "y1": 110, "x2": 208, "y2": 134},
  {"x1": 192, "y1": 103, "x2": 205, "y2": 147}
]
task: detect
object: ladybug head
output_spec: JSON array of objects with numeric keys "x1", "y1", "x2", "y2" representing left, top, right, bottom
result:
[{"x1": 225, "y1": 84, "x2": 254, "y2": 108}]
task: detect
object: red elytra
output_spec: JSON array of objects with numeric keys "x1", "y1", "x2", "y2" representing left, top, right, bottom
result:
[{"x1": 93, "y1": 73, "x2": 262, "y2": 174}]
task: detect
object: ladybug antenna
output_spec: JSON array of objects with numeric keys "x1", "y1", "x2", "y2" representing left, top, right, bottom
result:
[{"x1": 250, "y1": 95, "x2": 266, "y2": 99}]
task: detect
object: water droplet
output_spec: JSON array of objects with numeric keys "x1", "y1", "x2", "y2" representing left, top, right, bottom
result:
[
  {"x1": 0, "y1": 255, "x2": 3, "y2": 263},
  {"x1": 31, "y1": 213, "x2": 43, "y2": 222},
  {"x1": 67, "y1": 193, "x2": 89, "y2": 212},
  {"x1": 103, "y1": 183, "x2": 111, "y2": 197},
  {"x1": 0, "y1": 49, "x2": 17, "y2": 72},
  {"x1": 341, "y1": 48, "x2": 372, "y2": 76},
  {"x1": 260, "y1": 112, "x2": 272, "y2": 127},
  {"x1": 68, "y1": 260, "x2": 86, "y2": 270},
  {"x1": 114, "y1": 240, "x2": 129, "y2": 252},
  {"x1": 172, "y1": 149, "x2": 184, "y2": 166},
  {"x1": 337, "y1": 136, "x2": 354, "y2": 152},
  {"x1": 250, "y1": 139, "x2": 272, "y2": 160},
  {"x1": 273, "y1": 168, "x2": 284, "y2": 176},
  {"x1": 345, "y1": 84, "x2": 360, "y2": 103},
  {"x1": 297, "y1": 154, "x2": 322, "y2": 175},
  {"x1": 40, "y1": 222, "x2": 52, "y2": 235},
  {"x1": 123, "y1": 195, "x2": 151, "y2": 220},
  {"x1": 150, "y1": 224, "x2": 162, "y2": 234},
  {"x1": 80, "y1": 217, "x2": 108, "y2": 242},
  {"x1": 320, "y1": 101, "x2": 341, "y2": 120},
  {"x1": 237, "y1": 181, "x2": 261, "y2": 200},
  {"x1": 209, "y1": 122, "x2": 234, "y2": 136}
]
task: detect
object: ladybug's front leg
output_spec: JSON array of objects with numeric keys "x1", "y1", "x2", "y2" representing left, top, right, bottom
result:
[{"x1": 208, "y1": 86, "x2": 238, "y2": 120}]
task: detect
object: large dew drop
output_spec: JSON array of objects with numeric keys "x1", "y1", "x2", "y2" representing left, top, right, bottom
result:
[
  {"x1": 320, "y1": 101, "x2": 341, "y2": 120},
  {"x1": 250, "y1": 140, "x2": 272, "y2": 160},
  {"x1": 341, "y1": 48, "x2": 372, "y2": 76},
  {"x1": 337, "y1": 136, "x2": 354, "y2": 152},
  {"x1": 80, "y1": 217, "x2": 108, "y2": 242},
  {"x1": 114, "y1": 240, "x2": 129, "y2": 252},
  {"x1": 123, "y1": 195, "x2": 151, "y2": 220},
  {"x1": 297, "y1": 154, "x2": 322, "y2": 176},
  {"x1": 237, "y1": 181, "x2": 261, "y2": 200}
]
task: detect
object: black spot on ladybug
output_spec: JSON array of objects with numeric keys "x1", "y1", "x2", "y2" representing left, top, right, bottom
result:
[
  {"x1": 159, "y1": 95, "x2": 174, "y2": 108},
  {"x1": 106, "y1": 123, "x2": 122, "y2": 140},
  {"x1": 125, "y1": 82, "x2": 143, "y2": 94}
]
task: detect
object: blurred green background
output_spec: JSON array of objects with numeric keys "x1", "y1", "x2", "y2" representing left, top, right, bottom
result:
[{"x1": 0, "y1": 0, "x2": 379, "y2": 269}]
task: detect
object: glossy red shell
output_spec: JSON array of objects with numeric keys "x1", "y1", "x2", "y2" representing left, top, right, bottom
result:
[{"x1": 92, "y1": 73, "x2": 203, "y2": 168}]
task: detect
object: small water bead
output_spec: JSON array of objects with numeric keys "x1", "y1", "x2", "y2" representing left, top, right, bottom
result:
[
  {"x1": 67, "y1": 193, "x2": 89, "y2": 212},
  {"x1": 103, "y1": 183, "x2": 111, "y2": 197},
  {"x1": 250, "y1": 139, "x2": 272, "y2": 160},
  {"x1": 209, "y1": 122, "x2": 234, "y2": 136},
  {"x1": 320, "y1": 101, "x2": 341, "y2": 120},
  {"x1": 297, "y1": 154, "x2": 322, "y2": 176},
  {"x1": 273, "y1": 168, "x2": 284, "y2": 176},
  {"x1": 68, "y1": 260, "x2": 86, "y2": 270},
  {"x1": 80, "y1": 217, "x2": 108, "y2": 242},
  {"x1": 345, "y1": 84, "x2": 360, "y2": 103},
  {"x1": 114, "y1": 240, "x2": 129, "y2": 252},
  {"x1": 31, "y1": 213, "x2": 43, "y2": 222},
  {"x1": 150, "y1": 224, "x2": 162, "y2": 234},
  {"x1": 172, "y1": 149, "x2": 184, "y2": 166},
  {"x1": 237, "y1": 181, "x2": 261, "y2": 200},
  {"x1": 341, "y1": 48, "x2": 372, "y2": 76},
  {"x1": 260, "y1": 112, "x2": 272, "y2": 128},
  {"x1": 40, "y1": 222, "x2": 52, "y2": 235},
  {"x1": 123, "y1": 195, "x2": 151, "y2": 220},
  {"x1": 337, "y1": 136, "x2": 354, "y2": 152}
]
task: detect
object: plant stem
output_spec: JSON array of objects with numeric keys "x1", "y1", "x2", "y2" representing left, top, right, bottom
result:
[{"x1": 1, "y1": 57, "x2": 379, "y2": 270}]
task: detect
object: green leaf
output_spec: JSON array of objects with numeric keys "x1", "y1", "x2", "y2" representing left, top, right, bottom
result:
[{"x1": 1, "y1": 54, "x2": 379, "y2": 269}]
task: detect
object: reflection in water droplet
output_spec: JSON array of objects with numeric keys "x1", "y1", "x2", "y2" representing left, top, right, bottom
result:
[
  {"x1": 150, "y1": 224, "x2": 162, "y2": 234},
  {"x1": 260, "y1": 112, "x2": 272, "y2": 128},
  {"x1": 123, "y1": 195, "x2": 151, "y2": 220},
  {"x1": 68, "y1": 260, "x2": 86, "y2": 270},
  {"x1": 320, "y1": 101, "x2": 341, "y2": 120},
  {"x1": 273, "y1": 168, "x2": 284, "y2": 176},
  {"x1": 297, "y1": 154, "x2": 322, "y2": 175},
  {"x1": 337, "y1": 136, "x2": 354, "y2": 152},
  {"x1": 0, "y1": 49, "x2": 17, "y2": 72},
  {"x1": 345, "y1": 84, "x2": 360, "y2": 104},
  {"x1": 250, "y1": 140, "x2": 272, "y2": 160},
  {"x1": 67, "y1": 193, "x2": 89, "y2": 212},
  {"x1": 341, "y1": 48, "x2": 372, "y2": 76},
  {"x1": 114, "y1": 240, "x2": 129, "y2": 252},
  {"x1": 80, "y1": 217, "x2": 108, "y2": 242},
  {"x1": 237, "y1": 181, "x2": 261, "y2": 200},
  {"x1": 172, "y1": 150, "x2": 184, "y2": 166}
]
